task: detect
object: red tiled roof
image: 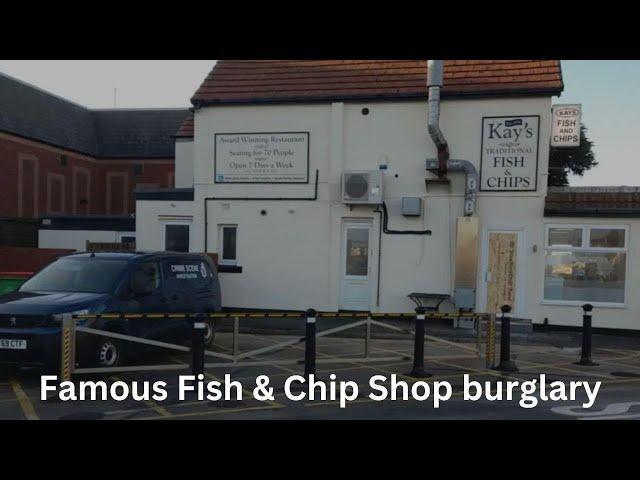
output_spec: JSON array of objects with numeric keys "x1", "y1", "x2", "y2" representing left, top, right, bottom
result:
[
  {"x1": 174, "y1": 111, "x2": 194, "y2": 138},
  {"x1": 545, "y1": 187, "x2": 640, "y2": 217},
  {"x1": 192, "y1": 60, "x2": 563, "y2": 106}
]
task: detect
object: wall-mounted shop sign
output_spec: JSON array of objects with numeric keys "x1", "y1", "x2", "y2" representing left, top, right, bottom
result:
[
  {"x1": 551, "y1": 104, "x2": 581, "y2": 147},
  {"x1": 214, "y1": 132, "x2": 309, "y2": 184},
  {"x1": 480, "y1": 116, "x2": 540, "y2": 192}
]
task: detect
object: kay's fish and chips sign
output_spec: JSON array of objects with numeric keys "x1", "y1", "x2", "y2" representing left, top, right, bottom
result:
[
  {"x1": 215, "y1": 132, "x2": 309, "y2": 183},
  {"x1": 480, "y1": 116, "x2": 540, "y2": 192},
  {"x1": 551, "y1": 104, "x2": 582, "y2": 147}
]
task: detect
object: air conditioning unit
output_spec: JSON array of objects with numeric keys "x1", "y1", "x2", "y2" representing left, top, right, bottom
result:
[{"x1": 342, "y1": 171, "x2": 384, "y2": 205}]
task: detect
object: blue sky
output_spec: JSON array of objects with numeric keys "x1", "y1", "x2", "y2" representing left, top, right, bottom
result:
[
  {"x1": 0, "y1": 60, "x2": 635, "y2": 186},
  {"x1": 560, "y1": 60, "x2": 640, "y2": 186}
]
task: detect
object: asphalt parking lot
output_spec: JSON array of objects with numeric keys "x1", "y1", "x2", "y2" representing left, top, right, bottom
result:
[{"x1": 2, "y1": 327, "x2": 640, "y2": 420}]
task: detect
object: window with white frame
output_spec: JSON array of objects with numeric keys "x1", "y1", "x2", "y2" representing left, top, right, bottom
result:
[
  {"x1": 544, "y1": 225, "x2": 628, "y2": 305},
  {"x1": 218, "y1": 225, "x2": 237, "y2": 265}
]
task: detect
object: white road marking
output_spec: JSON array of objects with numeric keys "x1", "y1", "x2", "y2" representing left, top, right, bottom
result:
[{"x1": 551, "y1": 401, "x2": 640, "y2": 419}]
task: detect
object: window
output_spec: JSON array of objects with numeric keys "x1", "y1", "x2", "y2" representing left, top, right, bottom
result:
[
  {"x1": 118, "y1": 232, "x2": 136, "y2": 245},
  {"x1": 164, "y1": 224, "x2": 190, "y2": 252},
  {"x1": 219, "y1": 225, "x2": 237, "y2": 265},
  {"x1": 20, "y1": 258, "x2": 129, "y2": 294},
  {"x1": 544, "y1": 225, "x2": 628, "y2": 305}
]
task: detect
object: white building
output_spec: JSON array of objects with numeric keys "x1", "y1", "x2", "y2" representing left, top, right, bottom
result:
[{"x1": 136, "y1": 60, "x2": 640, "y2": 330}]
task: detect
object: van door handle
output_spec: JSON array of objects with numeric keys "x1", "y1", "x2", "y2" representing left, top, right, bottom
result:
[{"x1": 171, "y1": 294, "x2": 179, "y2": 301}]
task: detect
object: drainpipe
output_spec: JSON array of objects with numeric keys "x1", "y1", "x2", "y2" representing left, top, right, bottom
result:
[{"x1": 427, "y1": 60, "x2": 450, "y2": 179}]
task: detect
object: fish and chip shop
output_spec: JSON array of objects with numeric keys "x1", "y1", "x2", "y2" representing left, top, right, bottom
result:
[{"x1": 135, "y1": 60, "x2": 640, "y2": 331}]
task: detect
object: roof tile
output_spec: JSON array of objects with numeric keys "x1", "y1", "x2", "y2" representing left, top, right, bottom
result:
[{"x1": 192, "y1": 60, "x2": 563, "y2": 105}]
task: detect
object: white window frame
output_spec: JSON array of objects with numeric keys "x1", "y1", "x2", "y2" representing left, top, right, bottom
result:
[
  {"x1": 542, "y1": 223, "x2": 629, "y2": 308},
  {"x1": 163, "y1": 222, "x2": 191, "y2": 253},
  {"x1": 218, "y1": 224, "x2": 238, "y2": 266}
]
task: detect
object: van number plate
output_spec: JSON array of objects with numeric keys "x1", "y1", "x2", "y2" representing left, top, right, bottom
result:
[{"x1": 0, "y1": 339, "x2": 27, "y2": 350}]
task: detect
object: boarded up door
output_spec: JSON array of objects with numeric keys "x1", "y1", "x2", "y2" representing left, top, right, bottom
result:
[{"x1": 486, "y1": 232, "x2": 518, "y2": 314}]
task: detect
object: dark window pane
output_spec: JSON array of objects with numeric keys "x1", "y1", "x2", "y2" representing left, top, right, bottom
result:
[
  {"x1": 589, "y1": 228, "x2": 625, "y2": 248},
  {"x1": 165, "y1": 225, "x2": 189, "y2": 252},
  {"x1": 223, "y1": 227, "x2": 237, "y2": 260},
  {"x1": 20, "y1": 258, "x2": 128, "y2": 294},
  {"x1": 346, "y1": 228, "x2": 369, "y2": 276}
]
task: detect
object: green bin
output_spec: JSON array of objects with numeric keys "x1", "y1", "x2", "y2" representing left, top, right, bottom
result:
[{"x1": 0, "y1": 272, "x2": 32, "y2": 295}]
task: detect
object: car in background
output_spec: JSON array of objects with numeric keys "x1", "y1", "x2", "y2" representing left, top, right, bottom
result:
[{"x1": 0, "y1": 252, "x2": 221, "y2": 372}]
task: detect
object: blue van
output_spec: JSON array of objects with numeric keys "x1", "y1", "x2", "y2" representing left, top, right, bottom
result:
[{"x1": 0, "y1": 252, "x2": 221, "y2": 371}]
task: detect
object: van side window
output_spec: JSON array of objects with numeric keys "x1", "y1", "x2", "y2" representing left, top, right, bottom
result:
[
  {"x1": 133, "y1": 262, "x2": 161, "y2": 291},
  {"x1": 162, "y1": 259, "x2": 213, "y2": 291}
]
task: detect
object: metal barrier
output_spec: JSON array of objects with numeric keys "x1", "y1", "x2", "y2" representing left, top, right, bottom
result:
[{"x1": 60, "y1": 309, "x2": 492, "y2": 380}]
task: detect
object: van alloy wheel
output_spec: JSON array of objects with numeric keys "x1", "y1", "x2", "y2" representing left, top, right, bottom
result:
[
  {"x1": 203, "y1": 320, "x2": 215, "y2": 347},
  {"x1": 98, "y1": 339, "x2": 120, "y2": 367}
]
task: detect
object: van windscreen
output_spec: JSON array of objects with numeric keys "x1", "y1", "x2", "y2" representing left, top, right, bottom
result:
[{"x1": 20, "y1": 258, "x2": 129, "y2": 294}]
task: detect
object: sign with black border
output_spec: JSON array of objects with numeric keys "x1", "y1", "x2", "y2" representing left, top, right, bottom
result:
[
  {"x1": 214, "y1": 132, "x2": 310, "y2": 184},
  {"x1": 479, "y1": 115, "x2": 540, "y2": 192}
]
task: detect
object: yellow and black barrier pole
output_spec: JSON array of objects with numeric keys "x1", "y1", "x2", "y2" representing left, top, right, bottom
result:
[
  {"x1": 60, "y1": 313, "x2": 75, "y2": 382},
  {"x1": 485, "y1": 313, "x2": 496, "y2": 369}
]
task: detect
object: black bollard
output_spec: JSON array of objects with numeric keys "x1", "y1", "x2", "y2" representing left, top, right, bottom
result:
[
  {"x1": 304, "y1": 309, "x2": 317, "y2": 378},
  {"x1": 575, "y1": 304, "x2": 598, "y2": 366},
  {"x1": 495, "y1": 304, "x2": 518, "y2": 372},
  {"x1": 407, "y1": 306, "x2": 431, "y2": 378},
  {"x1": 191, "y1": 314, "x2": 206, "y2": 376}
]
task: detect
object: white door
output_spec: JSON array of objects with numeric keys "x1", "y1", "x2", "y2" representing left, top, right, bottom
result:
[{"x1": 340, "y1": 220, "x2": 373, "y2": 311}]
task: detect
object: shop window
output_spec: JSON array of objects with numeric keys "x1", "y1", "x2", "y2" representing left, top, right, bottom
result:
[
  {"x1": 544, "y1": 225, "x2": 628, "y2": 305},
  {"x1": 219, "y1": 225, "x2": 237, "y2": 265},
  {"x1": 164, "y1": 224, "x2": 190, "y2": 252}
]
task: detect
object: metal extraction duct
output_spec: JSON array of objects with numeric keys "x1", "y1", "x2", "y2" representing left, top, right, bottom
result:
[
  {"x1": 425, "y1": 61, "x2": 479, "y2": 311},
  {"x1": 426, "y1": 159, "x2": 478, "y2": 216},
  {"x1": 427, "y1": 60, "x2": 450, "y2": 179}
]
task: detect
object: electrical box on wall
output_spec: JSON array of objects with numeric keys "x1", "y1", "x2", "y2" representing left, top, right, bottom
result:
[
  {"x1": 401, "y1": 197, "x2": 422, "y2": 216},
  {"x1": 342, "y1": 171, "x2": 384, "y2": 205}
]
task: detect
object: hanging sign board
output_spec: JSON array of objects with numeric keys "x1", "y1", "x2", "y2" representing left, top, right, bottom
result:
[
  {"x1": 480, "y1": 115, "x2": 540, "y2": 192},
  {"x1": 214, "y1": 132, "x2": 309, "y2": 184},
  {"x1": 551, "y1": 104, "x2": 581, "y2": 147}
]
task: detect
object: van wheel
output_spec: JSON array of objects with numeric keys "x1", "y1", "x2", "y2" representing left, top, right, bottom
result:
[
  {"x1": 96, "y1": 337, "x2": 125, "y2": 368},
  {"x1": 203, "y1": 320, "x2": 216, "y2": 348}
]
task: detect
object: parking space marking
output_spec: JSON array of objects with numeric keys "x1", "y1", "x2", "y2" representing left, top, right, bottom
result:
[
  {"x1": 515, "y1": 359, "x2": 615, "y2": 379},
  {"x1": 9, "y1": 378, "x2": 38, "y2": 420},
  {"x1": 168, "y1": 354, "x2": 285, "y2": 409},
  {"x1": 232, "y1": 334, "x2": 299, "y2": 375},
  {"x1": 430, "y1": 359, "x2": 522, "y2": 382},
  {"x1": 138, "y1": 404, "x2": 285, "y2": 420},
  {"x1": 304, "y1": 387, "x2": 472, "y2": 408},
  {"x1": 110, "y1": 375, "x2": 171, "y2": 417}
]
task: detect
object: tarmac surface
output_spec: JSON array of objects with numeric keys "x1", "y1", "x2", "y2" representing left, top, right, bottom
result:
[{"x1": 2, "y1": 321, "x2": 640, "y2": 420}]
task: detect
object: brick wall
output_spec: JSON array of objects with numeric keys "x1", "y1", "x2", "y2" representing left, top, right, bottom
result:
[{"x1": 0, "y1": 132, "x2": 175, "y2": 219}]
